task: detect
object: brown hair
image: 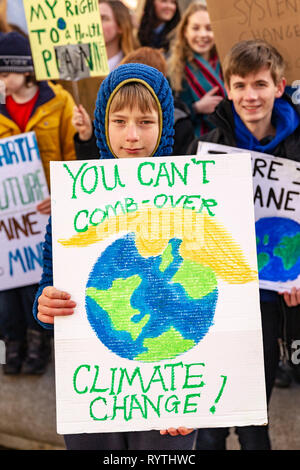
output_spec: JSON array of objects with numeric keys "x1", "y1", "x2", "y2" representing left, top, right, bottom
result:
[
  {"x1": 99, "y1": 0, "x2": 138, "y2": 55},
  {"x1": 25, "y1": 73, "x2": 38, "y2": 87},
  {"x1": 223, "y1": 40, "x2": 285, "y2": 87},
  {"x1": 168, "y1": 1, "x2": 215, "y2": 92},
  {"x1": 120, "y1": 47, "x2": 167, "y2": 76},
  {"x1": 109, "y1": 81, "x2": 159, "y2": 115}
]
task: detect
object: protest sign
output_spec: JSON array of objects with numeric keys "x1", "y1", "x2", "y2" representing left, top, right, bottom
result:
[
  {"x1": 206, "y1": 0, "x2": 300, "y2": 85},
  {"x1": 197, "y1": 142, "x2": 300, "y2": 293},
  {"x1": 23, "y1": 0, "x2": 109, "y2": 81},
  {"x1": 0, "y1": 132, "x2": 49, "y2": 290},
  {"x1": 51, "y1": 155, "x2": 267, "y2": 434}
]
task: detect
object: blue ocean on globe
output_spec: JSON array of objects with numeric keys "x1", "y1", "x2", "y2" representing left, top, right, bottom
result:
[
  {"x1": 85, "y1": 233, "x2": 218, "y2": 362},
  {"x1": 256, "y1": 217, "x2": 300, "y2": 282}
]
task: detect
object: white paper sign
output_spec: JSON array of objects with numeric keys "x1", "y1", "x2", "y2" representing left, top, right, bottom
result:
[
  {"x1": 197, "y1": 142, "x2": 300, "y2": 292},
  {"x1": 0, "y1": 132, "x2": 49, "y2": 290},
  {"x1": 51, "y1": 155, "x2": 267, "y2": 434}
]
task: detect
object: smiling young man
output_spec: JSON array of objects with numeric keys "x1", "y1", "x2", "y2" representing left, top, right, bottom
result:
[
  {"x1": 188, "y1": 39, "x2": 300, "y2": 450},
  {"x1": 227, "y1": 67, "x2": 285, "y2": 141},
  {"x1": 188, "y1": 39, "x2": 300, "y2": 156}
]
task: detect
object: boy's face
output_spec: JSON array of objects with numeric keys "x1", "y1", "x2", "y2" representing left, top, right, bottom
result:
[
  {"x1": 226, "y1": 67, "x2": 285, "y2": 130},
  {"x1": 108, "y1": 104, "x2": 160, "y2": 159},
  {"x1": 0, "y1": 72, "x2": 26, "y2": 96}
]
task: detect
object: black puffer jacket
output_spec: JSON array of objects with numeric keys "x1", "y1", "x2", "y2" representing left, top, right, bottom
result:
[{"x1": 172, "y1": 97, "x2": 195, "y2": 156}]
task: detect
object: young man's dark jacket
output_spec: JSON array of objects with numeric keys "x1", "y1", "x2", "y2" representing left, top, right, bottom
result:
[
  {"x1": 187, "y1": 93, "x2": 300, "y2": 351},
  {"x1": 187, "y1": 94, "x2": 300, "y2": 162}
]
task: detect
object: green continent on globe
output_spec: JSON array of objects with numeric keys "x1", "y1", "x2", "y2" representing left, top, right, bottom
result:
[
  {"x1": 172, "y1": 260, "x2": 217, "y2": 299},
  {"x1": 159, "y1": 243, "x2": 174, "y2": 272},
  {"x1": 86, "y1": 275, "x2": 150, "y2": 341},
  {"x1": 263, "y1": 234, "x2": 269, "y2": 245},
  {"x1": 273, "y1": 233, "x2": 300, "y2": 270},
  {"x1": 134, "y1": 327, "x2": 195, "y2": 362},
  {"x1": 257, "y1": 252, "x2": 270, "y2": 271}
]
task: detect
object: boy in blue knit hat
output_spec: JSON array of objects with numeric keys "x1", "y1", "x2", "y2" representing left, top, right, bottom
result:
[{"x1": 33, "y1": 63, "x2": 195, "y2": 450}]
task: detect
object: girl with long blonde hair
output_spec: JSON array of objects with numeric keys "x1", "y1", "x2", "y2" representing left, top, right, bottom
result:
[{"x1": 168, "y1": 1, "x2": 226, "y2": 137}]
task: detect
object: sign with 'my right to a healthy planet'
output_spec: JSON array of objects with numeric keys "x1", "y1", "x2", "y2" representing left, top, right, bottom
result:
[
  {"x1": 50, "y1": 154, "x2": 267, "y2": 434},
  {"x1": 24, "y1": 0, "x2": 109, "y2": 81}
]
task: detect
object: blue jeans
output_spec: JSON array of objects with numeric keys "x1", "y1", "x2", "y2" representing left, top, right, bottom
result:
[{"x1": 0, "y1": 284, "x2": 43, "y2": 340}]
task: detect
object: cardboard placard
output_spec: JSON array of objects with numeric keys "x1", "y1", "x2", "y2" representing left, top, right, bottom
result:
[
  {"x1": 51, "y1": 155, "x2": 267, "y2": 434},
  {"x1": 0, "y1": 132, "x2": 49, "y2": 290},
  {"x1": 197, "y1": 142, "x2": 300, "y2": 292},
  {"x1": 206, "y1": 0, "x2": 300, "y2": 85},
  {"x1": 23, "y1": 0, "x2": 109, "y2": 81}
]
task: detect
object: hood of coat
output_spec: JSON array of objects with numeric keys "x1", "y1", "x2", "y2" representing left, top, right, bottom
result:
[{"x1": 93, "y1": 63, "x2": 174, "y2": 159}]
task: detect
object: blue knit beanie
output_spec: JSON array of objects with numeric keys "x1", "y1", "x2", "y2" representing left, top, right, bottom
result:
[
  {"x1": 94, "y1": 63, "x2": 174, "y2": 159},
  {"x1": 0, "y1": 32, "x2": 34, "y2": 73}
]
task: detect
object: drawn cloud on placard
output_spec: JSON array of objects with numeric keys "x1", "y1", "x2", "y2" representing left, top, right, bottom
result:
[
  {"x1": 256, "y1": 217, "x2": 300, "y2": 283},
  {"x1": 59, "y1": 207, "x2": 257, "y2": 362}
]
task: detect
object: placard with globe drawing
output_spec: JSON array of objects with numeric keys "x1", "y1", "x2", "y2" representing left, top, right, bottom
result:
[
  {"x1": 50, "y1": 154, "x2": 267, "y2": 434},
  {"x1": 197, "y1": 142, "x2": 300, "y2": 293}
]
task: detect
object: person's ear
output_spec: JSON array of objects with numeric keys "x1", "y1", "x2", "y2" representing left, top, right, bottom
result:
[
  {"x1": 275, "y1": 77, "x2": 286, "y2": 98},
  {"x1": 225, "y1": 82, "x2": 232, "y2": 100}
]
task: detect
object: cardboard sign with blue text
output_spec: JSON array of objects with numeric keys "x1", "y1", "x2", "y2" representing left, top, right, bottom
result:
[
  {"x1": 0, "y1": 132, "x2": 49, "y2": 290},
  {"x1": 197, "y1": 142, "x2": 300, "y2": 293},
  {"x1": 51, "y1": 155, "x2": 267, "y2": 434}
]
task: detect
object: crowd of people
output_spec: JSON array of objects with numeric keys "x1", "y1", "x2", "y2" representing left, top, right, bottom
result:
[{"x1": 0, "y1": 0, "x2": 300, "y2": 451}]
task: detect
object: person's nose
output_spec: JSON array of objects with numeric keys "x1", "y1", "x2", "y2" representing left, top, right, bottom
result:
[
  {"x1": 198, "y1": 27, "x2": 207, "y2": 38},
  {"x1": 126, "y1": 123, "x2": 139, "y2": 142},
  {"x1": 244, "y1": 86, "x2": 258, "y2": 101}
]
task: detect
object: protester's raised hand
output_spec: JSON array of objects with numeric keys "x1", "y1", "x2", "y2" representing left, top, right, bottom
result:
[
  {"x1": 279, "y1": 287, "x2": 300, "y2": 307},
  {"x1": 160, "y1": 427, "x2": 194, "y2": 436},
  {"x1": 193, "y1": 86, "x2": 223, "y2": 115},
  {"x1": 36, "y1": 196, "x2": 51, "y2": 215},
  {"x1": 72, "y1": 104, "x2": 93, "y2": 141},
  {"x1": 37, "y1": 286, "x2": 76, "y2": 325}
]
